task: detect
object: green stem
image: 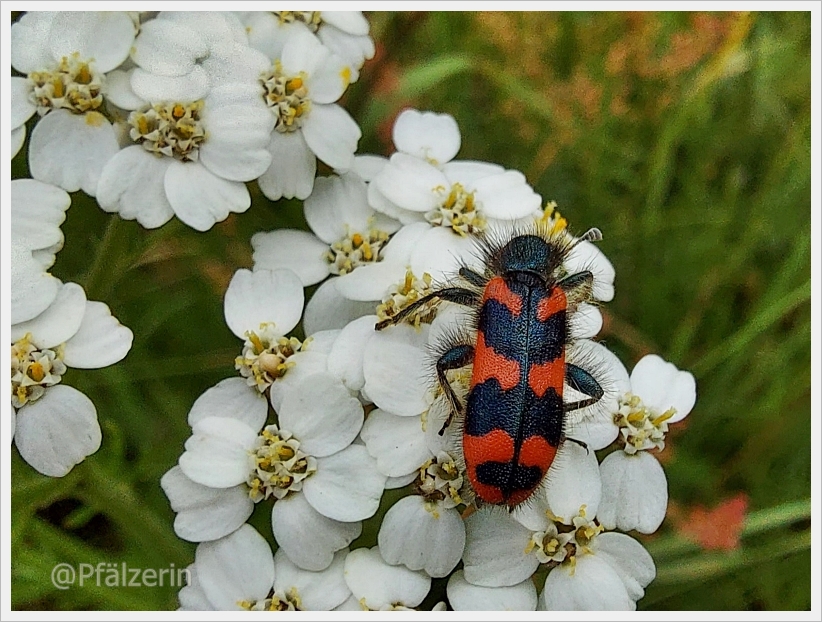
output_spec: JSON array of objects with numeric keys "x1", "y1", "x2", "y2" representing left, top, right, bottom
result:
[
  {"x1": 648, "y1": 498, "x2": 811, "y2": 560},
  {"x1": 81, "y1": 215, "x2": 122, "y2": 300},
  {"x1": 653, "y1": 529, "x2": 809, "y2": 586},
  {"x1": 692, "y1": 280, "x2": 811, "y2": 376}
]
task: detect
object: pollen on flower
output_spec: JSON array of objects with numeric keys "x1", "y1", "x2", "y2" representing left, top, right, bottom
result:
[
  {"x1": 525, "y1": 523, "x2": 572, "y2": 564},
  {"x1": 11, "y1": 334, "x2": 67, "y2": 408},
  {"x1": 261, "y1": 62, "x2": 311, "y2": 133},
  {"x1": 614, "y1": 393, "x2": 677, "y2": 454},
  {"x1": 426, "y1": 183, "x2": 486, "y2": 236},
  {"x1": 247, "y1": 425, "x2": 317, "y2": 502},
  {"x1": 28, "y1": 53, "x2": 104, "y2": 116},
  {"x1": 326, "y1": 227, "x2": 390, "y2": 275},
  {"x1": 235, "y1": 324, "x2": 305, "y2": 392},
  {"x1": 536, "y1": 200, "x2": 570, "y2": 237},
  {"x1": 416, "y1": 452, "x2": 465, "y2": 509},
  {"x1": 239, "y1": 587, "x2": 303, "y2": 611},
  {"x1": 376, "y1": 270, "x2": 436, "y2": 326},
  {"x1": 128, "y1": 101, "x2": 206, "y2": 161},
  {"x1": 273, "y1": 11, "x2": 323, "y2": 32}
]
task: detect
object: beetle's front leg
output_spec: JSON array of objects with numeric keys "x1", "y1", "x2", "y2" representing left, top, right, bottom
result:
[{"x1": 435, "y1": 344, "x2": 475, "y2": 435}]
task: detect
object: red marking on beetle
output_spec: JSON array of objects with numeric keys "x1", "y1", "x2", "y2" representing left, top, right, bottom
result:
[
  {"x1": 463, "y1": 429, "x2": 515, "y2": 504},
  {"x1": 507, "y1": 488, "x2": 535, "y2": 507},
  {"x1": 483, "y1": 276, "x2": 522, "y2": 316},
  {"x1": 527, "y1": 357, "x2": 565, "y2": 398},
  {"x1": 536, "y1": 287, "x2": 566, "y2": 322},
  {"x1": 471, "y1": 332, "x2": 520, "y2": 390},
  {"x1": 518, "y1": 434, "x2": 557, "y2": 468}
]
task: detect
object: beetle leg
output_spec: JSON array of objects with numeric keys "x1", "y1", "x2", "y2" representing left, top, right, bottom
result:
[
  {"x1": 563, "y1": 436, "x2": 589, "y2": 454},
  {"x1": 375, "y1": 287, "x2": 479, "y2": 330},
  {"x1": 458, "y1": 266, "x2": 486, "y2": 288},
  {"x1": 557, "y1": 270, "x2": 594, "y2": 309},
  {"x1": 564, "y1": 362, "x2": 604, "y2": 412},
  {"x1": 435, "y1": 344, "x2": 475, "y2": 435}
]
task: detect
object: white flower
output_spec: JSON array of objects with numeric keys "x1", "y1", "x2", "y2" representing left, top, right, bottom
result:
[
  {"x1": 11, "y1": 281, "x2": 133, "y2": 476},
  {"x1": 240, "y1": 11, "x2": 375, "y2": 83},
  {"x1": 180, "y1": 524, "x2": 352, "y2": 611},
  {"x1": 343, "y1": 546, "x2": 431, "y2": 610},
  {"x1": 176, "y1": 366, "x2": 384, "y2": 571},
  {"x1": 251, "y1": 169, "x2": 401, "y2": 286},
  {"x1": 11, "y1": 12, "x2": 137, "y2": 193},
  {"x1": 377, "y1": 452, "x2": 467, "y2": 578},
  {"x1": 253, "y1": 28, "x2": 361, "y2": 200},
  {"x1": 367, "y1": 109, "x2": 543, "y2": 281},
  {"x1": 97, "y1": 86, "x2": 273, "y2": 231},
  {"x1": 447, "y1": 570, "x2": 537, "y2": 611},
  {"x1": 598, "y1": 354, "x2": 696, "y2": 534},
  {"x1": 539, "y1": 525, "x2": 656, "y2": 610},
  {"x1": 11, "y1": 179, "x2": 70, "y2": 325}
]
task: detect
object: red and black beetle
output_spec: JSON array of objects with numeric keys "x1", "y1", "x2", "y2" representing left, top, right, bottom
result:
[{"x1": 376, "y1": 226, "x2": 605, "y2": 508}]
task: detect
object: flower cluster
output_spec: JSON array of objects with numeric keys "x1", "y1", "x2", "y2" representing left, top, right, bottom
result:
[
  {"x1": 161, "y1": 108, "x2": 696, "y2": 610},
  {"x1": 12, "y1": 10, "x2": 374, "y2": 230},
  {"x1": 10, "y1": 179, "x2": 133, "y2": 477},
  {"x1": 11, "y1": 10, "x2": 697, "y2": 611}
]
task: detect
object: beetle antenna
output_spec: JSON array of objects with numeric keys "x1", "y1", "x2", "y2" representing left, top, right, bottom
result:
[{"x1": 578, "y1": 228, "x2": 602, "y2": 244}]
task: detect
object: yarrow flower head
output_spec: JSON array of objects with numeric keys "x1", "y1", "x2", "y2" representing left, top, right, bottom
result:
[
  {"x1": 598, "y1": 354, "x2": 696, "y2": 534},
  {"x1": 96, "y1": 12, "x2": 275, "y2": 230},
  {"x1": 252, "y1": 28, "x2": 362, "y2": 200},
  {"x1": 10, "y1": 12, "x2": 136, "y2": 188}
]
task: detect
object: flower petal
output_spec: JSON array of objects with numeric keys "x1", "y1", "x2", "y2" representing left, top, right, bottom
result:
[
  {"x1": 360, "y1": 409, "x2": 430, "y2": 477},
  {"x1": 540, "y1": 554, "x2": 634, "y2": 610},
  {"x1": 597, "y1": 451, "x2": 668, "y2": 535},
  {"x1": 14, "y1": 385, "x2": 100, "y2": 477},
  {"x1": 49, "y1": 12, "x2": 136, "y2": 73},
  {"x1": 11, "y1": 77, "x2": 36, "y2": 129},
  {"x1": 187, "y1": 377, "x2": 268, "y2": 431},
  {"x1": 11, "y1": 126, "x2": 26, "y2": 159},
  {"x1": 165, "y1": 161, "x2": 250, "y2": 232},
  {"x1": 61, "y1": 301, "x2": 133, "y2": 369},
  {"x1": 447, "y1": 570, "x2": 537, "y2": 611},
  {"x1": 372, "y1": 153, "x2": 449, "y2": 213},
  {"x1": 327, "y1": 315, "x2": 377, "y2": 392},
  {"x1": 195, "y1": 525, "x2": 275, "y2": 609},
  {"x1": 472, "y1": 170, "x2": 542, "y2": 219},
  {"x1": 302, "y1": 445, "x2": 386, "y2": 522},
  {"x1": 267, "y1": 351, "x2": 329, "y2": 412},
  {"x1": 594, "y1": 532, "x2": 656, "y2": 601},
  {"x1": 11, "y1": 282, "x2": 86, "y2": 349},
  {"x1": 630, "y1": 354, "x2": 696, "y2": 422},
  {"x1": 130, "y1": 66, "x2": 210, "y2": 102},
  {"x1": 543, "y1": 441, "x2": 602, "y2": 523},
  {"x1": 223, "y1": 268, "x2": 304, "y2": 340},
  {"x1": 462, "y1": 508, "x2": 539, "y2": 587},
  {"x1": 103, "y1": 69, "x2": 145, "y2": 111},
  {"x1": 273, "y1": 548, "x2": 351, "y2": 611},
  {"x1": 442, "y1": 160, "x2": 504, "y2": 185},
  {"x1": 303, "y1": 278, "x2": 376, "y2": 334},
  {"x1": 565, "y1": 240, "x2": 616, "y2": 302},
  {"x1": 409, "y1": 226, "x2": 477, "y2": 282},
  {"x1": 161, "y1": 465, "x2": 253, "y2": 542},
  {"x1": 131, "y1": 17, "x2": 208, "y2": 77},
  {"x1": 10, "y1": 12, "x2": 57, "y2": 74},
  {"x1": 321, "y1": 12, "x2": 370, "y2": 36},
  {"x1": 11, "y1": 178, "x2": 70, "y2": 252},
  {"x1": 362, "y1": 323, "x2": 431, "y2": 417},
  {"x1": 28, "y1": 110, "x2": 119, "y2": 196},
  {"x1": 258, "y1": 130, "x2": 316, "y2": 201},
  {"x1": 378, "y1": 496, "x2": 465, "y2": 577},
  {"x1": 301, "y1": 104, "x2": 360, "y2": 170},
  {"x1": 179, "y1": 417, "x2": 258, "y2": 488},
  {"x1": 343, "y1": 547, "x2": 430, "y2": 609},
  {"x1": 393, "y1": 109, "x2": 460, "y2": 165},
  {"x1": 271, "y1": 493, "x2": 361, "y2": 572},
  {"x1": 278, "y1": 373, "x2": 363, "y2": 458},
  {"x1": 250, "y1": 230, "x2": 329, "y2": 286},
  {"x1": 10, "y1": 243, "x2": 60, "y2": 325},
  {"x1": 97, "y1": 146, "x2": 175, "y2": 229}
]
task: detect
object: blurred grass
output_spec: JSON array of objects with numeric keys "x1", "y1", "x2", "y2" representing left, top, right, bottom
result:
[{"x1": 10, "y1": 11, "x2": 810, "y2": 610}]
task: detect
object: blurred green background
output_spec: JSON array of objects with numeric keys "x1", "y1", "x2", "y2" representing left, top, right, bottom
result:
[{"x1": 11, "y1": 12, "x2": 810, "y2": 610}]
